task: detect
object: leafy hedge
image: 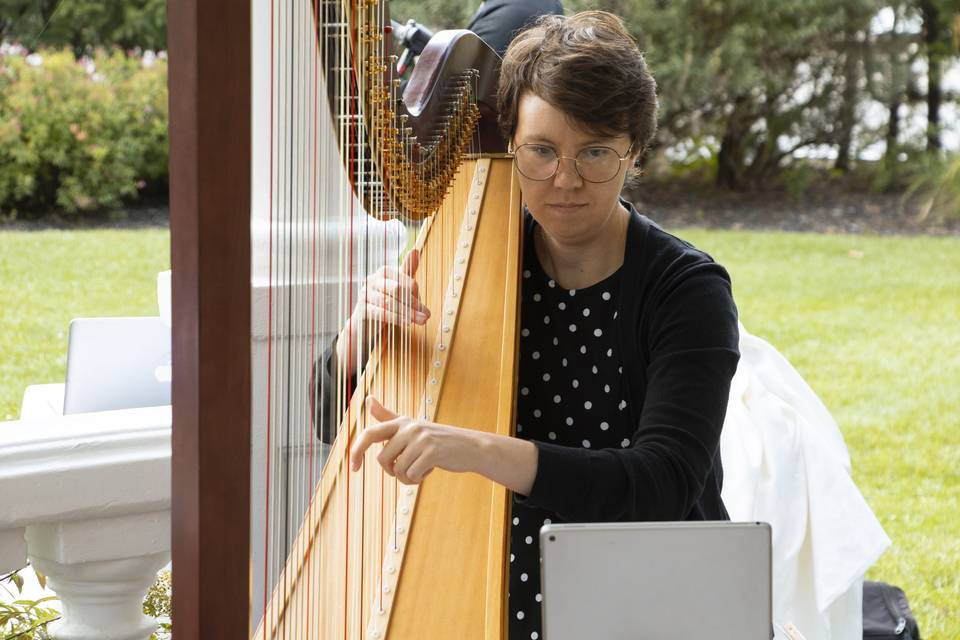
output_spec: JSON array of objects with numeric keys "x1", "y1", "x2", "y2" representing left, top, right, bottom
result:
[{"x1": 0, "y1": 45, "x2": 168, "y2": 218}]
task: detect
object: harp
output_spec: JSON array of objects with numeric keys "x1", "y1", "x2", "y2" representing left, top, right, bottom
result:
[{"x1": 168, "y1": 1, "x2": 522, "y2": 638}]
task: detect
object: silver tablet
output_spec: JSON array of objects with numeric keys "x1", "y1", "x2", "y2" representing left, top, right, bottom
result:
[{"x1": 540, "y1": 521, "x2": 772, "y2": 640}]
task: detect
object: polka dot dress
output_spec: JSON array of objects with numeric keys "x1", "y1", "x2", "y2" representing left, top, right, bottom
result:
[{"x1": 509, "y1": 237, "x2": 634, "y2": 640}]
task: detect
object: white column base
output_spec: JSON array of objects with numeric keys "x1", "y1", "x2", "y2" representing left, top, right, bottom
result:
[
  {"x1": 24, "y1": 512, "x2": 171, "y2": 640},
  {"x1": 29, "y1": 552, "x2": 169, "y2": 640}
]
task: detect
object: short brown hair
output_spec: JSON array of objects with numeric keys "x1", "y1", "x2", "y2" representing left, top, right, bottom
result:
[{"x1": 496, "y1": 11, "x2": 658, "y2": 155}]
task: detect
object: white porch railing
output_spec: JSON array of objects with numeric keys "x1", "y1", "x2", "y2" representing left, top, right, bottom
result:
[{"x1": 0, "y1": 398, "x2": 171, "y2": 640}]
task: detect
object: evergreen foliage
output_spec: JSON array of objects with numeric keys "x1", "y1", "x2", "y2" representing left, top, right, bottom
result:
[{"x1": 0, "y1": 0, "x2": 166, "y2": 54}]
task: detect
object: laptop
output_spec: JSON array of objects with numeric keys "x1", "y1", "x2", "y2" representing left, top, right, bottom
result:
[
  {"x1": 63, "y1": 316, "x2": 171, "y2": 414},
  {"x1": 540, "y1": 521, "x2": 772, "y2": 640}
]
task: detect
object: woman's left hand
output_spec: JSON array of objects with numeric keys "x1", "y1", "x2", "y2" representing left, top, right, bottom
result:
[{"x1": 350, "y1": 397, "x2": 481, "y2": 484}]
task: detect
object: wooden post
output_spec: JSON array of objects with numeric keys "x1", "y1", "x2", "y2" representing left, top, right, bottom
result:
[{"x1": 168, "y1": 1, "x2": 251, "y2": 636}]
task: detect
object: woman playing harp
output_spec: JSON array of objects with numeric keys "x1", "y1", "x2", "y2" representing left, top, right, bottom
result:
[{"x1": 321, "y1": 11, "x2": 739, "y2": 640}]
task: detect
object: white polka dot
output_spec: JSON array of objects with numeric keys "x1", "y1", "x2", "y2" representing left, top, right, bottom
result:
[
  {"x1": 552, "y1": 337, "x2": 559, "y2": 346},
  {"x1": 580, "y1": 345, "x2": 587, "y2": 354},
  {"x1": 572, "y1": 379, "x2": 579, "y2": 388},
  {"x1": 604, "y1": 384, "x2": 611, "y2": 393},
  {"x1": 582, "y1": 439, "x2": 591, "y2": 448},
  {"x1": 521, "y1": 572, "x2": 529, "y2": 582},
  {"x1": 584, "y1": 401, "x2": 592, "y2": 410},
  {"x1": 543, "y1": 315, "x2": 551, "y2": 324},
  {"x1": 548, "y1": 431, "x2": 557, "y2": 440},
  {"x1": 569, "y1": 289, "x2": 576, "y2": 297},
  {"x1": 553, "y1": 395, "x2": 562, "y2": 403},
  {"x1": 621, "y1": 438, "x2": 631, "y2": 447},
  {"x1": 618, "y1": 366, "x2": 623, "y2": 374},
  {"x1": 592, "y1": 365, "x2": 598, "y2": 374},
  {"x1": 594, "y1": 328, "x2": 603, "y2": 337},
  {"x1": 548, "y1": 279, "x2": 556, "y2": 288},
  {"x1": 517, "y1": 424, "x2": 523, "y2": 432},
  {"x1": 532, "y1": 351, "x2": 540, "y2": 359},
  {"x1": 517, "y1": 611, "x2": 525, "y2": 620},
  {"x1": 569, "y1": 323, "x2": 577, "y2": 332},
  {"x1": 582, "y1": 308, "x2": 590, "y2": 317},
  {"x1": 535, "y1": 593, "x2": 543, "y2": 603},
  {"x1": 619, "y1": 400, "x2": 628, "y2": 410},
  {"x1": 602, "y1": 291, "x2": 611, "y2": 300},
  {"x1": 543, "y1": 518, "x2": 552, "y2": 525},
  {"x1": 533, "y1": 293, "x2": 541, "y2": 302},
  {"x1": 521, "y1": 328, "x2": 530, "y2": 337},
  {"x1": 606, "y1": 348, "x2": 613, "y2": 357},
  {"x1": 511, "y1": 553, "x2": 515, "y2": 562},
  {"x1": 525, "y1": 536, "x2": 533, "y2": 544},
  {"x1": 613, "y1": 311, "x2": 618, "y2": 319},
  {"x1": 542, "y1": 373, "x2": 551, "y2": 382},
  {"x1": 565, "y1": 417, "x2": 574, "y2": 426},
  {"x1": 600, "y1": 421, "x2": 609, "y2": 430},
  {"x1": 523, "y1": 270, "x2": 531, "y2": 278},
  {"x1": 532, "y1": 633, "x2": 539, "y2": 640},
  {"x1": 562, "y1": 358, "x2": 568, "y2": 367},
  {"x1": 521, "y1": 387, "x2": 530, "y2": 396},
  {"x1": 513, "y1": 516, "x2": 520, "y2": 525},
  {"x1": 534, "y1": 409, "x2": 542, "y2": 418},
  {"x1": 558, "y1": 301, "x2": 566, "y2": 310}
]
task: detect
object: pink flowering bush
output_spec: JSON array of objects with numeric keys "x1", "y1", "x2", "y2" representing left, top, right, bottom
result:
[{"x1": 0, "y1": 46, "x2": 168, "y2": 217}]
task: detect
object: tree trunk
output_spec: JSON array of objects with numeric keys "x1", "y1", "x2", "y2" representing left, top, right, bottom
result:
[
  {"x1": 717, "y1": 96, "x2": 748, "y2": 190},
  {"x1": 884, "y1": 93, "x2": 901, "y2": 185},
  {"x1": 921, "y1": 0, "x2": 943, "y2": 152},
  {"x1": 835, "y1": 11, "x2": 860, "y2": 172}
]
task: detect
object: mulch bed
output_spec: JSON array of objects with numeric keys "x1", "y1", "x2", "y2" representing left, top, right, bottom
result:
[
  {"x1": 626, "y1": 182, "x2": 960, "y2": 237},
  {"x1": 2, "y1": 186, "x2": 958, "y2": 236}
]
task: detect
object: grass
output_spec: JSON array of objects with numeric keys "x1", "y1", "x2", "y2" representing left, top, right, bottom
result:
[
  {"x1": 679, "y1": 228, "x2": 960, "y2": 640},
  {"x1": 0, "y1": 225, "x2": 957, "y2": 638},
  {"x1": 0, "y1": 229, "x2": 170, "y2": 421}
]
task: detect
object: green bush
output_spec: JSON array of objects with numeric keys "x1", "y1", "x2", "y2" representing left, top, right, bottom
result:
[
  {"x1": 0, "y1": 46, "x2": 168, "y2": 218},
  {"x1": 904, "y1": 153, "x2": 960, "y2": 222},
  {"x1": 0, "y1": 568, "x2": 58, "y2": 639}
]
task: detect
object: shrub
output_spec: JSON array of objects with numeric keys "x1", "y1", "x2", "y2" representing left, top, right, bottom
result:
[
  {"x1": 0, "y1": 568, "x2": 59, "y2": 639},
  {"x1": 0, "y1": 45, "x2": 168, "y2": 218},
  {"x1": 904, "y1": 153, "x2": 960, "y2": 222}
]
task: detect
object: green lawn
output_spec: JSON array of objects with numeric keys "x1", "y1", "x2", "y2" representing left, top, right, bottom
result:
[
  {"x1": 680, "y1": 229, "x2": 960, "y2": 640},
  {"x1": 0, "y1": 226, "x2": 957, "y2": 638},
  {"x1": 0, "y1": 229, "x2": 170, "y2": 421}
]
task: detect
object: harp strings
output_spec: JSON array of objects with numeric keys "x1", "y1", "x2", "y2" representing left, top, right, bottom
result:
[{"x1": 256, "y1": 0, "x2": 484, "y2": 636}]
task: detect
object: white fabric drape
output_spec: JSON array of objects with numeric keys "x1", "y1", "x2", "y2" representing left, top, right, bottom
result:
[{"x1": 721, "y1": 323, "x2": 891, "y2": 640}]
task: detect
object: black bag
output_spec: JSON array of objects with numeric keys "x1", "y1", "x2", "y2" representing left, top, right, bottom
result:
[{"x1": 863, "y1": 581, "x2": 921, "y2": 639}]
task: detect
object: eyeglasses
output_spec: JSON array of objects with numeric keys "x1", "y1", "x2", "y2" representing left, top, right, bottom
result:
[{"x1": 511, "y1": 143, "x2": 633, "y2": 184}]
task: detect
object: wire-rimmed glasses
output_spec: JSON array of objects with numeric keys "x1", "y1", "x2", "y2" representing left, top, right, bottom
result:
[{"x1": 512, "y1": 143, "x2": 633, "y2": 184}]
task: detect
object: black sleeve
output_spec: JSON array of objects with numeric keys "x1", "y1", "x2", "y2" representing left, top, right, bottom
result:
[
  {"x1": 311, "y1": 337, "x2": 357, "y2": 445},
  {"x1": 515, "y1": 263, "x2": 740, "y2": 522}
]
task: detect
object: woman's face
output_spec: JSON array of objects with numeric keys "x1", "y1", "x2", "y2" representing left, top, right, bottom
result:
[{"x1": 512, "y1": 92, "x2": 639, "y2": 244}]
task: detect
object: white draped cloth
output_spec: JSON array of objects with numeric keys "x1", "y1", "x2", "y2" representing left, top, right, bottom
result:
[{"x1": 721, "y1": 324, "x2": 891, "y2": 640}]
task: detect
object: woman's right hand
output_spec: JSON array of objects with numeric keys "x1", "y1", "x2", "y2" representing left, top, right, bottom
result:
[{"x1": 350, "y1": 248, "x2": 430, "y2": 331}]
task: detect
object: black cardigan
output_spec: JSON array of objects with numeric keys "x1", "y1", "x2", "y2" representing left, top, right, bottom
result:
[
  {"x1": 314, "y1": 199, "x2": 739, "y2": 522},
  {"x1": 514, "y1": 200, "x2": 739, "y2": 522}
]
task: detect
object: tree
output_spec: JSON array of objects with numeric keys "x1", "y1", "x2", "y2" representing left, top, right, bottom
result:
[
  {"x1": 0, "y1": 0, "x2": 166, "y2": 54},
  {"x1": 567, "y1": 0, "x2": 882, "y2": 188}
]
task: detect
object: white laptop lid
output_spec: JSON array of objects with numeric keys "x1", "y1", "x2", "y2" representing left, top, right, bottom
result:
[
  {"x1": 540, "y1": 521, "x2": 772, "y2": 640},
  {"x1": 63, "y1": 316, "x2": 171, "y2": 415}
]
